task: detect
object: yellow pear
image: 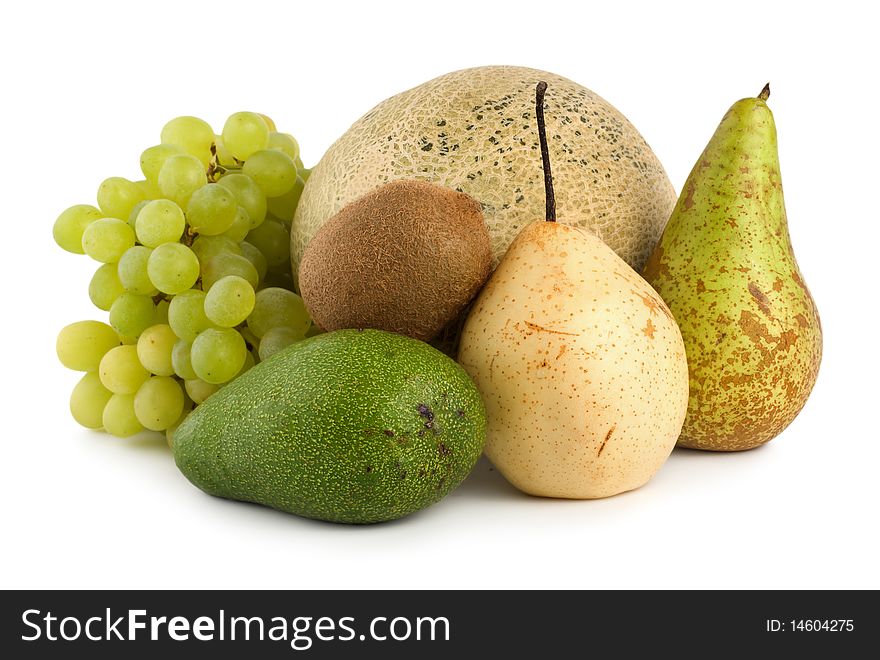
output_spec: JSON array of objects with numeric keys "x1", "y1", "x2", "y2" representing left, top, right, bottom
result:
[{"x1": 458, "y1": 83, "x2": 689, "y2": 498}]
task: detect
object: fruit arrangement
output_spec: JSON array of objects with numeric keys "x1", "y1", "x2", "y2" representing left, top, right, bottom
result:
[{"x1": 55, "y1": 66, "x2": 822, "y2": 524}]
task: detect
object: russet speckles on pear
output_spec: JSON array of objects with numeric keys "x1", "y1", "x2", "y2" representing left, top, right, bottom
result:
[{"x1": 642, "y1": 87, "x2": 822, "y2": 451}]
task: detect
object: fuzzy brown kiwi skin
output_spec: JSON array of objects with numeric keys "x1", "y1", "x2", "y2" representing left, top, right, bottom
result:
[{"x1": 298, "y1": 180, "x2": 492, "y2": 342}]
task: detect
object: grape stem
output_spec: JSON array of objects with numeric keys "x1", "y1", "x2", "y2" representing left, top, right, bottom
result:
[
  {"x1": 206, "y1": 163, "x2": 228, "y2": 182},
  {"x1": 206, "y1": 143, "x2": 243, "y2": 183}
]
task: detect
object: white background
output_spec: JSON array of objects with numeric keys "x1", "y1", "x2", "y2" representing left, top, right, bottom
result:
[{"x1": 1, "y1": 0, "x2": 877, "y2": 589}]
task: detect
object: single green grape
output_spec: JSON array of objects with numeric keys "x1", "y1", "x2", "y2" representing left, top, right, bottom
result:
[
  {"x1": 97, "y1": 177, "x2": 146, "y2": 221},
  {"x1": 247, "y1": 287, "x2": 310, "y2": 338},
  {"x1": 134, "y1": 376, "x2": 185, "y2": 431},
  {"x1": 245, "y1": 219, "x2": 290, "y2": 270},
  {"x1": 137, "y1": 324, "x2": 178, "y2": 376},
  {"x1": 258, "y1": 114, "x2": 277, "y2": 132},
  {"x1": 103, "y1": 393, "x2": 144, "y2": 437},
  {"x1": 57, "y1": 320, "x2": 121, "y2": 371},
  {"x1": 109, "y1": 292, "x2": 156, "y2": 338},
  {"x1": 141, "y1": 144, "x2": 184, "y2": 183},
  {"x1": 117, "y1": 246, "x2": 158, "y2": 296},
  {"x1": 186, "y1": 183, "x2": 238, "y2": 235},
  {"x1": 242, "y1": 149, "x2": 297, "y2": 197},
  {"x1": 184, "y1": 378, "x2": 220, "y2": 405},
  {"x1": 70, "y1": 372, "x2": 114, "y2": 429},
  {"x1": 155, "y1": 299, "x2": 170, "y2": 325},
  {"x1": 167, "y1": 289, "x2": 213, "y2": 341},
  {"x1": 217, "y1": 173, "x2": 266, "y2": 228},
  {"x1": 81, "y1": 218, "x2": 135, "y2": 263},
  {"x1": 204, "y1": 276, "x2": 256, "y2": 327},
  {"x1": 171, "y1": 339, "x2": 198, "y2": 380},
  {"x1": 259, "y1": 269, "x2": 296, "y2": 291},
  {"x1": 239, "y1": 241, "x2": 269, "y2": 283},
  {"x1": 267, "y1": 132, "x2": 300, "y2": 161},
  {"x1": 222, "y1": 111, "x2": 269, "y2": 160},
  {"x1": 147, "y1": 243, "x2": 200, "y2": 295},
  {"x1": 53, "y1": 204, "x2": 103, "y2": 254},
  {"x1": 135, "y1": 199, "x2": 186, "y2": 247},
  {"x1": 191, "y1": 328, "x2": 247, "y2": 384},
  {"x1": 191, "y1": 234, "x2": 243, "y2": 263},
  {"x1": 266, "y1": 175, "x2": 305, "y2": 222},
  {"x1": 134, "y1": 179, "x2": 163, "y2": 200},
  {"x1": 201, "y1": 251, "x2": 259, "y2": 290},
  {"x1": 157, "y1": 154, "x2": 207, "y2": 206},
  {"x1": 99, "y1": 344, "x2": 150, "y2": 394},
  {"x1": 160, "y1": 116, "x2": 214, "y2": 166},
  {"x1": 221, "y1": 206, "x2": 251, "y2": 242},
  {"x1": 89, "y1": 263, "x2": 126, "y2": 311},
  {"x1": 127, "y1": 200, "x2": 150, "y2": 229},
  {"x1": 257, "y1": 326, "x2": 301, "y2": 361}
]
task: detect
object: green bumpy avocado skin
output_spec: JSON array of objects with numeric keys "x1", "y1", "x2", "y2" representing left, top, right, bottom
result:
[{"x1": 172, "y1": 329, "x2": 486, "y2": 524}]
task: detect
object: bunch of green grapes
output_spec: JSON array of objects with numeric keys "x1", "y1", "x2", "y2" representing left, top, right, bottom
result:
[{"x1": 54, "y1": 112, "x2": 319, "y2": 442}]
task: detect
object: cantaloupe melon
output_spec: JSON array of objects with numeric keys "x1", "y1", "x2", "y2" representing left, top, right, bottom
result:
[{"x1": 292, "y1": 66, "x2": 676, "y2": 283}]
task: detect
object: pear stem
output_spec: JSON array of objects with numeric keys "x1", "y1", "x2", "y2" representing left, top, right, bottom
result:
[
  {"x1": 759, "y1": 83, "x2": 771, "y2": 101},
  {"x1": 535, "y1": 81, "x2": 556, "y2": 222}
]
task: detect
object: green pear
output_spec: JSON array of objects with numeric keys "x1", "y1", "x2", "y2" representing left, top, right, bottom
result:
[
  {"x1": 458, "y1": 83, "x2": 689, "y2": 499},
  {"x1": 643, "y1": 85, "x2": 822, "y2": 451}
]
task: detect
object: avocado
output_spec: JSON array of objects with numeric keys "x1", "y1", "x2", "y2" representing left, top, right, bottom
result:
[{"x1": 172, "y1": 329, "x2": 486, "y2": 524}]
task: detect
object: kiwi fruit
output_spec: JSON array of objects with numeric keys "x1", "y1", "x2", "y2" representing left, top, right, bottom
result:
[{"x1": 298, "y1": 180, "x2": 491, "y2": 341}]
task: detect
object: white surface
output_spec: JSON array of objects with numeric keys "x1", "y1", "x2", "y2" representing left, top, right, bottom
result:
[{"x1": 1, "y1": 0, "x2": 877, "y2": 589}]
